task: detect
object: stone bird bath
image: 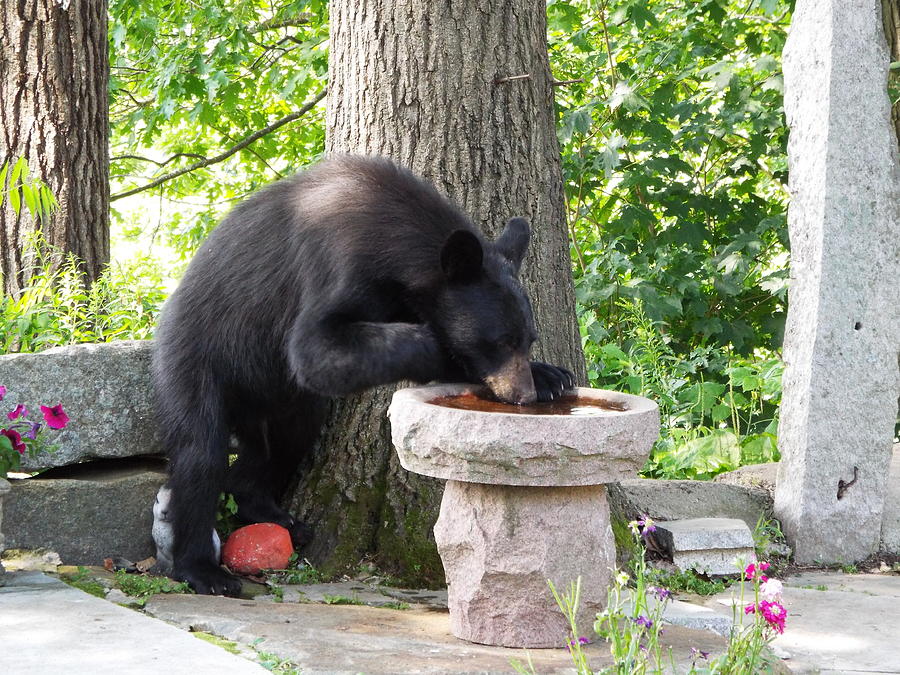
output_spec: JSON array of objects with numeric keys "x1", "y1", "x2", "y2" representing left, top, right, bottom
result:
[{"x1": 388, "y1": 385, "x2": 659, "y2": 648}]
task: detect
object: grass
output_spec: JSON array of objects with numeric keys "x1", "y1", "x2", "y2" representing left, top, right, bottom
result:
[
  {"x1": 113, "y1": 570, "x2": 192, "y2": 606},
  {"x1": 193, "y1": 631, "x2": 241, "y2": 654},
  {"x1": 322, "y1": 593, "x2": 365, "y2": 606},
  {"x1": 59, "y1": 566, "x2": 107, "y2": 598}
]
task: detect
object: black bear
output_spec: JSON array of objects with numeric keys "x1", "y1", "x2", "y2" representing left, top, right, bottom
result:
[{"x1": 152, "y1": 155, "x2": 575, "y2": 595}]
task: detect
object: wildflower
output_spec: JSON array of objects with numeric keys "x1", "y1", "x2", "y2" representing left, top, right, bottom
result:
[
  {"x1": 566, "y1": 636, "x2": 589, "y2": 651},
  {"x1": 629, "y1": 515, "x2": 657, "y2": 538},
  {"x1": 25, "y1": 420, "x2": 41, "y2": 440},
  {"x1": 1, "y1": 428, "x2": 27, "y2": 455},
  {"x1": 690, "y1": 647, "x2": 710, "y2": 660},
  {"x1": 760, "y1": 578, "x2": 784, "y2": 601},
  {"x1": 7, "y1": 403, "x2": 28, "y2": 420},
  {"x1": 40, "y1": 404, "x2": 69, "y2": 430},
  {"x1": 633, "y1": 615, "x2": 653, "y2": 628},
  {"x1": 759, "y1": 600, "x2": 787, "y2": 634},
  {"x1": 647, "y1": 585, "x2": 672, "y2": 601},
  {"x1": 0, "y1": 385, "x2": 6, "y2": 401},
  {"x1": 616, "y1": 570, "x2": 630, "y2": 587},
  {"x1": 745, "y1": 561, "x2": 770, "y2": 581}
]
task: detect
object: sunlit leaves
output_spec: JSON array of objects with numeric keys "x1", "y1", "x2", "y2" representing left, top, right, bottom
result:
[{"x1": 108, "y1": 0, "x2": 328, "y2": 258}]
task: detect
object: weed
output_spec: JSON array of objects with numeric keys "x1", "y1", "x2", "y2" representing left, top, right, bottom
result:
[
  {"x1": 643, "y1": 567, "x2": 730, "y2": 597},
  {"x1": 322, "y1": 594, "x2": 364, "y2": 606},
  {"x1": 113, "y1": 570, "x2": 192, "y2": 606},
  {"x1": 59, "y1": 566, "x2": 107, "y2": 599},
  {"x1": 192, "y1": 632, "x2": 241, "y2": 655}
]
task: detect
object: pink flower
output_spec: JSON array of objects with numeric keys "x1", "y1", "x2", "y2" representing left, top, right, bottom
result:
[
  {"x1": 40, "y1": 404, "x2": 69, "y2": 430},
  {"x1": 745, "y1": 561, "x2": 770, "y2": 581},
  {"x1": 0, "y1": 385, "x2": 6, "y2": 401},
  {"x1": 759, "y1": 600, "x2": 787, "y2": 634},
  {"x1": 760, "y1": 578, "x2": 784, "y2": 601},
  {"x1": 1, "y1": 427, "x2": 26, "y2": 455},
  {"x1": 7, "y1": 403, "x2": 28, "y2": 420}
]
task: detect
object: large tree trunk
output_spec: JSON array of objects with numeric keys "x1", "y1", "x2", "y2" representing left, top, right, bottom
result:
[
  {"x1": 0, "y1": 0, "x2": 110, "y2": 297},
  {"x1": 885, "y1": 0, "x2": 900, "y2": 145},
  {"x1": 287, "y1": 0, "x2": 586, "y2": 585}
]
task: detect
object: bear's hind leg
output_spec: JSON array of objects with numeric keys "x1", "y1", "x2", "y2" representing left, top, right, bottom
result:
[
  {"x1": 225, "y1": 394, "x2": 326, "y2": 547},
  {"x1": 165, "y1": 392, "x2": 242, "y2": 596}
]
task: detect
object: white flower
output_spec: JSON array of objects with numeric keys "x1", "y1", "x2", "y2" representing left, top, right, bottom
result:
[
  {"x1": 760, "y1": 578, "x2": 783, "y2": 601},
  {"x1": 616, "y1": 571, "x2": 630, "y2": 587}
]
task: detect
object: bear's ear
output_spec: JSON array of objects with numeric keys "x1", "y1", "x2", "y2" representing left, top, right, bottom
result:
[
  {"x1": 495, "y1": 217, "x2": 530, "y2": 274},
  {"x1": 440, "y1": 230, "x2": 484, "y2": 283}
]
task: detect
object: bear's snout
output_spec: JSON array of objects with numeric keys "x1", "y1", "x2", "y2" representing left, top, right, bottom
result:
[{"x1": 483, "y1": 352, "x2": 536, "y2": 405}]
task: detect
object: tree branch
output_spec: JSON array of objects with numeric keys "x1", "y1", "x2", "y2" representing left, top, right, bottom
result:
[
  {"x1": 110, "y1": 89, "x2": 326, "y2": 202},
  {"x1": 251, "y1": 15, "x2": 313, "y2": 33}
]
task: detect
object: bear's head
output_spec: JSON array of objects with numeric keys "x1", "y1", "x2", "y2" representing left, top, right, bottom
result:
[{"x1": 432, "y1": 217, "x2": 539, "y2": 405}]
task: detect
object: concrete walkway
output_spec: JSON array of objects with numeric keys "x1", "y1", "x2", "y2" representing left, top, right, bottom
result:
[
  {"x1": 772, "y1": 572, "x2": 900, "y2": 674},
  {"x1": 1, "y1": 568, "x2": 899, "y2": 674},
  {"x1": 0, "y1": 571, "x2": 264, "y2": 674}
]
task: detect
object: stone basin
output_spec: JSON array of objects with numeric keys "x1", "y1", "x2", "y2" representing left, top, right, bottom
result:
[
  {"x1": 389, "y1": 385, "x2": 659, "y2": 486},
  {"x1": 388, "y1": 384, "x2": 659, "y2": 648}
]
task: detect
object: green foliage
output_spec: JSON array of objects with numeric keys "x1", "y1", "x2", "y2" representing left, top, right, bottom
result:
[
  {"x1": 264, "y1": 558, "x2": 326, "y2": 585},
  {"x1": 0, "y1": 239, "x2": 166, "y2": 354},
  {"x1": 114, "y1": 569, "x2": 193, "y2": 605},
  {"x1": 59, "y1": 567, "x2": 108, "y2": 599},
  {"x1": 109, "y1": 0, "x2": 328, "y2": 259},
  {"x1": 193, "y1": 632, "x2": 242, "y2": 654},
  {"x1": 322, "y1": 593, "x2": 365, "y2": 606},
  {"x1": 548, "y1": 0, "x2": 792, "y2": 479},
  {"x1": 643, "y1": 567, "x2": 728, "y2": 597},
  {"x1": 514, "y1": 522, "x2": 784, "y2": 674},
  {"x1": 0, "y1": 157, "x2": 57, "y2": 222}
]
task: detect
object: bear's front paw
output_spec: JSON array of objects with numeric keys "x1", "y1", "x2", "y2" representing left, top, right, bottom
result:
[
  {"x1": 173, "y1": 561, "x2": 242, "y2": 596},
  {"x1": 530, "y1": 361, "x2": 576, "y2": 402}
]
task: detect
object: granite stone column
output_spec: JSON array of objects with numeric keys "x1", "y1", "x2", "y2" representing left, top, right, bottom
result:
[{"x1": 774, "y1": 0, "x2": 900, "y2": 563}]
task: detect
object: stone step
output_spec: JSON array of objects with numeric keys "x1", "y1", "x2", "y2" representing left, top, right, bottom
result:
[
  {"x1": 654, "y1": 517, "x2": 756, "y2": 576},
  {"x1": 4, "y1": 456, "x2": 166, "y2": 565}
]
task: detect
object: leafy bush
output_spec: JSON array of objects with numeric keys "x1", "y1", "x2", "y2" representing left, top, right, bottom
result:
[
  {"x1": 547, "y1": 0, "x2": 792, "y2": 477},
  {"x1": 0, "y1": 240, "x2": 167, "y2": 354}
]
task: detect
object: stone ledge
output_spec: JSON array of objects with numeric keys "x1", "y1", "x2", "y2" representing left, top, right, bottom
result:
[
  {"x1": 4, "y1": 457, "x2": 167, "y2": 564},
  {"x1": 0, "y1": 341, "x2": 161, "y2": 470}
]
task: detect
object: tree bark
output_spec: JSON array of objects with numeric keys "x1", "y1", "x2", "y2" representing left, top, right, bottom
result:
[
  {"x1": 287, "y1": 0, "x2": 586, "y2": 585},
  {"x1": 884, "y1": 0, "x2": 900, "y2": 145},
  {"x1": 0, "y1": 0, "x2": 110, "y2": 297}
]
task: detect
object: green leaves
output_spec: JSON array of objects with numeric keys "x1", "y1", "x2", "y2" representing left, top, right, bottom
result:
[
  {"x1": 0, "y1": 157, "x2": 57, "y2": 222},
  {"x1": 108, "y1": 0, "x2": 328, "y2": 257}
]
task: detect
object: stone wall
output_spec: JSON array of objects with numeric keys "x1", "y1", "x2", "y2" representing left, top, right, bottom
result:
[
  {"x1": 0, "y1": 341, "x2": 161, "y2": 470},
  {"x1": 1, "y1": 341, "x2": 164, "y2": 565}
]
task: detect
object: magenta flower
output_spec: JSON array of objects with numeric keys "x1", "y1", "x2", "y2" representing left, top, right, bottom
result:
[
  {"x1": 759, "y1": 599, "x2": 787, "y2": 634},
  {"x1": 744, "y1": 561, "x2": 770, "y2": 581},
  {"x1": 7, "y1": 403, "x2": 28, "y2": 420},
  {"x1": 0, "y1": 385, "x2": 6, "y2": 401},
  {"x1": 566, "y1": 637, "x2": 589, "y2": 651},
  {"x1": 40, "y1": 404, "x2": 69, "y2": 430},
  {"x1": 1, "y1": 427, "x2": 26, "y2": 455},
  {"x1": 691, "y1": 647, "x2": 710, "y2": 660}
]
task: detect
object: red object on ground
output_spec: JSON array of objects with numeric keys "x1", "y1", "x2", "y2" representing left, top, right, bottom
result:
[{"x1": 221, "y1": 523, "x2": 293, "y2": 575}]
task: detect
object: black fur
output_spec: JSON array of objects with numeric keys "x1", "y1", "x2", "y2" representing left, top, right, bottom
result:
[{"x1": 152, "y1": 155, "x2": 575, "y2": 595}]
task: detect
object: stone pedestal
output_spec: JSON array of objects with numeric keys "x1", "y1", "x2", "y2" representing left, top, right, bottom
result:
[
  {"x1": 389, "y1": 385, "x2": 659, "y2": 648},
  {"x1": 434, "y1": 481, "x2": 614, "y2": 647}
]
